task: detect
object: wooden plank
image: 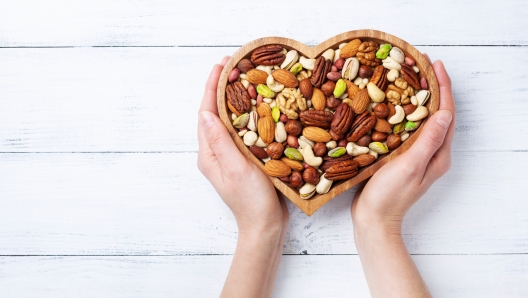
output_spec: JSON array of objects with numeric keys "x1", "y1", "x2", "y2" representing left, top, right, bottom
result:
[
  {"x1": 0, "y1": 255, "x2": 526, "y2": 297},
  {"x1": 1, "y1": 152, "x2": 527, "y2": 255},
  {"x1": 0, "y1": 1, "x2": 526, "y2": 46},
  {"x1": 0, "y1": 46, "x2": 527, "y2": 152}
]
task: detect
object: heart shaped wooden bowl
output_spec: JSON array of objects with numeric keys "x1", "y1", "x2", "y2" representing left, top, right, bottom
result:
[{"x1": 217, "y1": 29, "x2": 439, "y2": 216}]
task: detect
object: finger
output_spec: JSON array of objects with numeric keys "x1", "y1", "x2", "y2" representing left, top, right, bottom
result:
[
  {"x1": 423, "y1": 53, "x2": 432, "y2": 64},
  {"x1": 198, "y1": 110, "x2": 246, "y2": 171},
  {"x1": 197, "y1": 123, "x2": 222, "y2": 182},
  {"x1": 433, "y1": 60, "x2": 456, "y2": 154},
  {"x1": 199, "y1": 56, "x2": 232, "y2": 115},
  {"x1": 402, "y1": 109, "x2": 452, "y2": 172}
]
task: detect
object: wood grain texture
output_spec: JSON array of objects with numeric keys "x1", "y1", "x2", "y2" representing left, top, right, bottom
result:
[
  {"x1": 1, "y1": 152, "x2": 527, "y2": 255},
  {"x1": 217, "y1": 30, "x2": 439, "y2": 215},
  {"x1": 0, "y1": 255, "x2": 527, "y2": 297},
  {"x1": 0, "y1": 0, "x2": 526, "y2": 46},
  {"x1": 1, "y1": 47, "x2": 527, "y2": 152}
]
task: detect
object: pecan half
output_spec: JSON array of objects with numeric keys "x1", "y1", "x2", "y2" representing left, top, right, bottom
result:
[
  {"x1": 330, "y1": 103, "x2": 355, "y2": 141},
  {"x1": 226, "y1": 82, "x2": 251, "y2": 114},
  {"x1": 310, "y1": 56, "x2": 332, "y2": 88},
  {"x1": 346, "y1": 111, "x2": 376, "y2": 142},
  {"x1": 400, "y1": 64, "x2": 421, "y2": 90},
  {"x1": 300, "y1": 110, "x2": 334, "y2": 128},
  {"x1": 320, "y1": 154, "x2": 354, "y2": 172},
  {"x1": 325, "y1": 160, "x2": 359, "y2": 181},
  {"x1": 376, "y1": 68, "x2": 389, "y2": 91},
  {"x1": 251, "y1": 45, "x2": 286, "y2": 66}
]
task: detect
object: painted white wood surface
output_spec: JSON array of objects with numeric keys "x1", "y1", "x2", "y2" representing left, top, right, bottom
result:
[
  {"x1": 0, "y1": 0, "x2": 527, "y2": 46},
  {"x1": 1, "y1": 46, "x2": 527, "y2": 152},
  {"x1": 1, "y1": 151, "x2": 527, "y2": 255},
  {"x1": 1, "y1": 255, "x2": 527, "y2": 297},
  {"x1": 1, "y1": 0, "x2": 527, "y2": 296}
]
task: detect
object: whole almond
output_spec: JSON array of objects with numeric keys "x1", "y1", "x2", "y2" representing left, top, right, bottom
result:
[
  {"x1": 302, "y1": 126, "x2": 332, "y2": 143},
  {"x1": 311, "y1": 88, "x2": 326, "y2": 111},
  {"x1": 250, "y1": 145, "x2": 268, "y2": 159},
  {"x1": 351, "y1": 89, "x2": 371, "y2": 114},
  {"x1": 371, "y1": 130, "x2": 388, "y2": 142},
  {"x1": 272, "y1": 69, "x2": 299, "y2": 88},
  {"x1": 374, "y1": 118, "x2": 392, "y2": 133},
  {"x1": 281, "y1": 157, "x2": 304, "y2": 171},
  {"x1": 237, "y1": 58, "x2": 254, "y2": 73},
  {"x1": 258, "y1": 116, "x2": 275, "y2": 144},
  {"x1": 299, "y1": 78, "x2": 314, "y2": 99},
  {"x1": 246, "y1": 69, "x2": 269, "y2": 85},
  {"x1": 257, "y1": 102, "x2": 272, "y2": 117},
  {"x1": 353, "y1": 154, "x2": 376, "y2": 167},
  {"x1": 340, "y1": 39, "x2": 362, "y2": 59},
  {"x1": 345, "y1": 79, "x2": 361, "y2": 98},
  {"x1": 264, "y1": 160, "x2": 291, "y2": 177},
  {"x1": 357, "y1": 134, "x2": 371, "y2": 147}
]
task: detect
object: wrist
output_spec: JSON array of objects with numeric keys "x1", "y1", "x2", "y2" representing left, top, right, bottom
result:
[{"x1": 353, "y1": 213, "x2": 403, "y2": 245}]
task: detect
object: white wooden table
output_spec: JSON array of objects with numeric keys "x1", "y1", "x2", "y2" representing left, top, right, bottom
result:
[{"x1": 1, "y1": 1, "x2": 527, "y2": 297}]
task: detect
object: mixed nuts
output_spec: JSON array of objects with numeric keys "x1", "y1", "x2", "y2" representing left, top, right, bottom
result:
[{"x1": 225, "y1": 39, "x2": 431, "y2": 199}]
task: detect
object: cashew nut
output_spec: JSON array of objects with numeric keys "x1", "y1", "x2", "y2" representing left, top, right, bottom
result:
[
  {"x1": 255, "y1": 137, "x2": 267, "y2": 148},
  {"x1": 368, "y1": 149, "x2": 378, "y2": 159},
  {"x1": 240, "y1": 79, "x2": 249, "y2": 89},
  {"x1": 321, "y1": 49, "x2": 335, "y2": 61},
  {"x1": 388, "y1": 105, "x2": 405, "y2": 124},
  {"x1": 400, "y1": 132, "x2": 410, "y2": 142},
  {"x1": 302, "y1": 145, "x2": 323, "y2": 167},
  {"x1": 382, "y1": 56, "x2": 401, "y2": 70},
  {"x1": 367, "y1": 82, "x2": 385, "y2": 103},
  {"x1": 299, "y1": 56, "x2": 316, "y2": 70},
  {"x1": 406, "y1": 106, "x2": 429, "y2": 122},
  {"x1": 316, "y1": 174, "x2": 333, "y2": 194},
  {"x1": 256, "y1": 65, "x2": 272, "y2": 75},
  {"x1": 346, "y1": 142, "x2": 369, "y2": 156},
  {"x1": 298, "y1": 136, "x2": 314, "y2": 150},
  {"x1": 266, "y1": 75, "x2": 284, "y2": 93},
  {"x1": 326, "y1": 140, "x2": 337, "y2": 150}
]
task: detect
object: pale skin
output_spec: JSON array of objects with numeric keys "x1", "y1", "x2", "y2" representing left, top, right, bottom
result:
[{"x1": 197, "y1": 55, "x2": 455, "y2": 297}]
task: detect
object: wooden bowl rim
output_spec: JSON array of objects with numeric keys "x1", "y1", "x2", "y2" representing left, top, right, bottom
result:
[{"x1": 217, "y1": 29, "x2": 439, "y2": 216}]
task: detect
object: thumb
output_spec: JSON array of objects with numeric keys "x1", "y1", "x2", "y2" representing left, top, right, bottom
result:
[
  {"x1": 198, "y1": 111, "x2": 246, "y2": 170},
  {"x1": 406, "y1": 110, "x2": 453, "y2": 165}
]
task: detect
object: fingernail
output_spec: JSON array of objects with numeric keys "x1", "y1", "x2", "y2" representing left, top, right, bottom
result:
[
  {"x1": 199, "y1": 111, "x2": 215, "y2": 129},
  {"x1": 436, "y1": 110, "x2": 452, "y2": 129}
]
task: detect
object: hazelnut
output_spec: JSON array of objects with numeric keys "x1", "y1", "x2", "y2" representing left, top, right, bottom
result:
[
  {"x1": 357, "y1": 134, "x2": 371, "y2": 147},
  {"x1": 334, "y1": 58, "x2": 345, "y2": 70},
  {"x1": 237, "y1": 58, "x2": 254, "y2": 73},
  {"x1": 313, "y1": 142, "x2": 327, "y2": 157},
  {"x1": 371, "y1": 131, "x2": 388, "y2": 142},
  {"x1": 326, "y1": 95, "x2": 342, "y2": 109},
  {"x1": 290, "y1": 171, "x2": 304, "y2": 189},
  {"x1": 285, "y1": 120, "x2": 303, "y2": 136},
  {"x1": 402, "y1": 104, "x2": 417, "y2": 116},
  {"x1": 386, "y1": 134, "x2": 402, "y2": 150},
  {"x1": 337, "y1": 139, "x2": 348, "y2": 148},
  {"x1": 287, "y1": 135, "x2": 299, "y2": 148},
  {"x1": 374, "y1": 103, "x2": 389, "y2": 118},
  {"x1": 321, "y1": 81, "x2": 336, "y2": 97},
  {"x1": 266, "y1": 142, "x2": 284, "y2": 159},
  {"x1": 302, "y1": 166, "x2": 320, "y2": 185},
  {"x1": 358, "y1": 65, "x2": 373, "y2": 78}
]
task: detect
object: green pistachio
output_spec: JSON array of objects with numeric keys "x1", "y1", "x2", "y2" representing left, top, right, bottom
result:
[
  {"x1": 284, "y1": 147, "x2": 304, "y2": 161},
  {"x1": 405, "y1": 120, "x2": 421, "y2": 132},
  {"x1": 328, "y1": 147, "x2": 346, "y2": 158},
  {"x1": 257, "y1": 84, "x2": 275, "y2": 98},
  {"x1": 369, "y1": 142, "x2": 389, "y2": 154},
  {"x1": 393, "y1": 121, "x2": 406, "y2": 134},
  {"x1": 290, "y1": 62, "x2": 303, "y2": 76},
  {"x1": 376, "y1": 44, "x2": 392, "y2": 59},
  {"x1": 271, "y1": 106, "x2": 281, "y2": 123},
  {"x1": 333, "y1": 79, "x2": 347, "y2": 98},
  {"x1": 233, "y1": 113, "x2": 249, "y2": 128}
]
